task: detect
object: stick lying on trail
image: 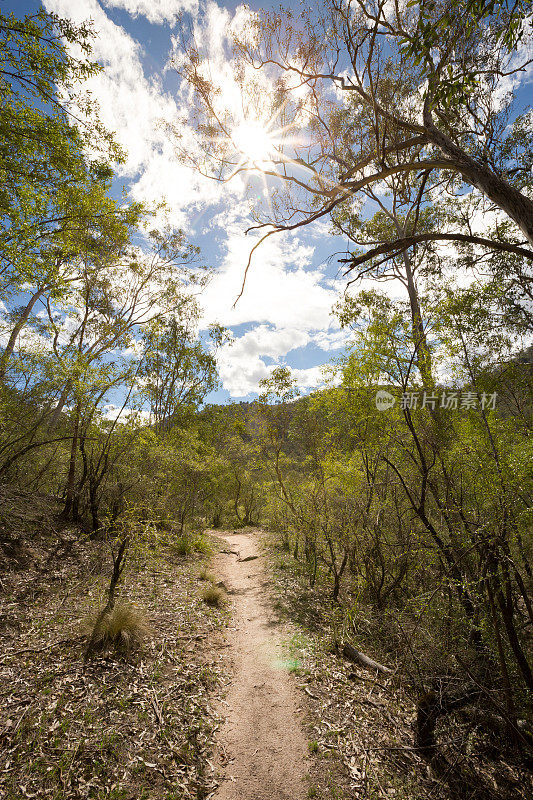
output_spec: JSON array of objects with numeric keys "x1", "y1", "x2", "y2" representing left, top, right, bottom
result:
[{"x1": 238, "y1": 555, "x2": 259, "y2": 562}]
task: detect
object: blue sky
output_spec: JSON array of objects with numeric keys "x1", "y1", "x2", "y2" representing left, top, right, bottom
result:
[{"x1": 5, "y1": 0, "x2": 533, "y2": 406}]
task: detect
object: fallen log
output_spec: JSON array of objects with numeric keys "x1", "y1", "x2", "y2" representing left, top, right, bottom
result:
[{"x1": 342, "y1": 643, "x2": 392, "y2": 675}]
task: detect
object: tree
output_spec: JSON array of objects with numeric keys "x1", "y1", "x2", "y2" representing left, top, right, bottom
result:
[
  {"x1": 175, "y1": 0, "x2": 533, "y2": 274},
  {"x1": 0, "y1": 6, "x2": 119, "y2": 255},
  {"x1": 0, "y1": 6, "x2": 139, "y2": 382},
  {"x1": 139, "y1": 312, "x2": 228, "y2": 433}
]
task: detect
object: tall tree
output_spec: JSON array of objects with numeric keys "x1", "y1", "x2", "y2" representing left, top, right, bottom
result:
[{"x1": 175, "y1": 0, "x2": 533, "y2": 270}]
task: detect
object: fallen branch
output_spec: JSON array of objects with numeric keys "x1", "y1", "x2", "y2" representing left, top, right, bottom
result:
[
  {"x1": 238, "y1": 555, "x2": 258, "y2": 563},
  {"x1": 151, "y1": 690, "x2": 164, "y2": 725},
  {"x1": 342, "y1": 643, "x2": 392, "y2": 675}
]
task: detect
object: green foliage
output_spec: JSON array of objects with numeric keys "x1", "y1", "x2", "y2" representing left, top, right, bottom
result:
[
  {"x1": 0, "y1": 7, "x2": 125, "y2": 303},
  {"x1": 400, "y1": 1, "x2": 531, "y2": 106},
  {"x1": 139, "y1": 309, "x2": 227, "y2": 431}
]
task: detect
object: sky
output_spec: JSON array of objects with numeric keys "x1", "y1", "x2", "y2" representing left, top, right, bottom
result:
[
  {"x1": 5, "y1": 0, "x2": 358, "y2": 404},
  {"x1": 5, "y1": 0, "x2": 533, "y2": 405}
]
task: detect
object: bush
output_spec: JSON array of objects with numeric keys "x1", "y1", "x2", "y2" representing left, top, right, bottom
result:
[
  {"x1": 84, "y1": 602, "x2": 150, "y2": 656},
  {"x1": 201, "y1": 585, "x2": 225, "y2": 608},
  {"x1": 192, "y1": 535, "x2": 212, "y2": 555},
  {"x1": 173, "y1": 536, "x2": 193, "y2": 556},
  {"x1": 173, "y1": 534, "x2": 212, "y2": 557}
]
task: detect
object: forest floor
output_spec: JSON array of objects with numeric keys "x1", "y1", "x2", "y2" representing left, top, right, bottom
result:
[
  {"x1": 0, "y1": 505, "x2": 227, "y2": 800},
  {"x1": 261, "y1": 533, "x2": 533, "y2": 800},
  {"x1": 1, "y1": 514, "x2": 530, "y2": 800}
]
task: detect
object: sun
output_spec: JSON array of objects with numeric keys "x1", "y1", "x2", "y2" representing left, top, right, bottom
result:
[{"x1": 232, "y1": 119, "x2": 276, "y2": 163}]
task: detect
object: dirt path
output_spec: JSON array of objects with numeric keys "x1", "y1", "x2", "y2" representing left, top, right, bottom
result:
[{"x1": 211, "y1": 530, "x2": 308, "y2": 800}]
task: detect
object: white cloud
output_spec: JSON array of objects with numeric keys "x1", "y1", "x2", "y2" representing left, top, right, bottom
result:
[
  {"x1": 492, "y1": 19, "x2": 533, "y2": 110},
  {"x1": 199, "y1": 209, "x2": 338, "y2": 329},
  {"x1": 44, "y1": 0, "x2": 221, "y2": 228},
  {"x1": 291, "y1": 365, "x2": 327, "y2": 390},
  {"x1": 102, "y1": 403, "x2": 150, "y2": 422},
  {"x1": 193, "y1": 202, "x2": 349, "y2": 396},
  {"x1": 216, "y1": 331, "x2": 329, "y2": 397},
  {"x1": 102, "y1": 0, "x2": 198, "y2": 25}
]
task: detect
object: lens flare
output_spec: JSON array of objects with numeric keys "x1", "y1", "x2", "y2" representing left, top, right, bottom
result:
[{"x1": 232, "y1": 119, "x2": 275, "y2": 163}]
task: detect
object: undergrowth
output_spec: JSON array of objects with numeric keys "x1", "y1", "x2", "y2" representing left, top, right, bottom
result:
[{"x1": 265, "y1": 533, "x2": 533, "y2": 800}]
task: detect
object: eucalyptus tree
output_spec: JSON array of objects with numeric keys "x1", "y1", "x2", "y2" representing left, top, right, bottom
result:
[
  {"x1": 176, "y1": 0, "x2": 533, "y2": 272},
  {"x1": 0, "y1": 7, "x2": 122, "y2": 300},
  {"x1": 139, "y1": 312, "x2": 227, "y2": 433},
  {"x1": 0, "y1": 6, "x2": 144, "y2": 385}
]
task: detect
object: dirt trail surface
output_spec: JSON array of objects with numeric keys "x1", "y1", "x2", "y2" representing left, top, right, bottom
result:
[{"x1": 211, "y1": 530, "x2": 308, "y2": 800}]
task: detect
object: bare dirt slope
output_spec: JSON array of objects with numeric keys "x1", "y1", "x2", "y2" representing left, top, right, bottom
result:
[{"x1": 211, "y1": 530, "x2": 308, "y2": 800}]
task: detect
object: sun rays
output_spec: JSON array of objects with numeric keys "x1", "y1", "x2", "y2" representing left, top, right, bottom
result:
[{"x1": 231, "y1": 119, "x2": 277, "y2": 164}]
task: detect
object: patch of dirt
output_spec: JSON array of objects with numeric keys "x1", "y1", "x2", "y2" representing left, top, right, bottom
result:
[{"x1": 209, "y1": 530, "x2": 309, "y2": 800}]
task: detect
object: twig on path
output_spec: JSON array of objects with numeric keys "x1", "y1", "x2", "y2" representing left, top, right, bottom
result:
[{"x1": 298, "y1": 685, "x2": 319, "y2": 700}]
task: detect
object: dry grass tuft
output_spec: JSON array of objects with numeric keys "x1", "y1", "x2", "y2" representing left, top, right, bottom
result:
[
  {"x1": 85, "y1": 602, "x2": 150, "y2": 655},
  {"x1": 201, "y1": 585, "x2": 225, "y2": 608},
  {"x1": 198, "y1": 567, "x2": 216, "y2": 583}
]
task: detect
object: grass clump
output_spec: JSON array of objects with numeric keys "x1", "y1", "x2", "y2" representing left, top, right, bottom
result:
[
  {"x1": 85, "y1": 602, "x2": 150, "y2": 656},
  {"x1": 192, "y1": 535, "x2": 212, "y2": 554},
  {"x1": 201, "y1": 585, "x2": 225, "y2": 608},
  {"x1": 198, "y1": 567, "x2": 216, "y2": 582},
  {"x1": 173, "y1": 534, "x2": 213, "y2": 557},
  {"x1": 173, "y1": 536, "x2": 193, "y2": 556}
]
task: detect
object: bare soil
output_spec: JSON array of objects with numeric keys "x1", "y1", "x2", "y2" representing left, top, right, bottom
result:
[{"x1": 210, "y1": 530, "x2": 308, "y2": 800}]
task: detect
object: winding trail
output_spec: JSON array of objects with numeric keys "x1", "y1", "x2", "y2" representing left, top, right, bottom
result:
[{"x1": 211, "y1": 529, "x2": 308, "y2": 800}]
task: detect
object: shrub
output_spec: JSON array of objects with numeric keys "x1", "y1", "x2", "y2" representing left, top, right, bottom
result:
[
  {"x1": 173, "y1": 536, "x2": 193, "y2": 556},
  {"x1": 84, "y1": 602, "x2": 150, "y2": 656},
  {"x1": 192, "y1": 535, "x2": 212, "y2": 555},
  {"x1": 201, "y1": 585, "x2": 225, "y2": 608},
  {"x1": 173, "y1": 534, "x2": 212, "y2": 556}
]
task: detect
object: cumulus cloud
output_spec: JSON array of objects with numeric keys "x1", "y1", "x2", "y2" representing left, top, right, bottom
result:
[
  {"x1": 217, "y1": 329, "x2": 330, "y2": 397},
  {"x1": 199, "y1": 206, "x2": 338, "y2": 330},
  {"x1": 44, "y1": 0, "x2": 221, "y2": 227},
  {"x1": 41, "y1": 1, "x2": 351, "y2": 398}
]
